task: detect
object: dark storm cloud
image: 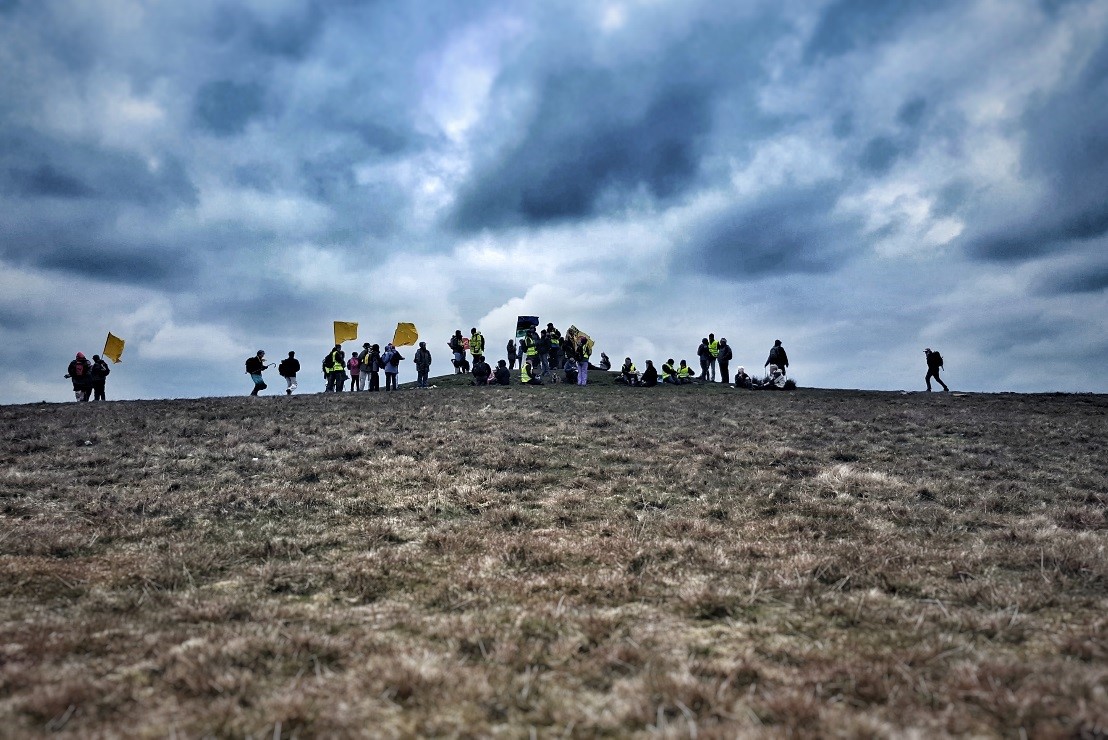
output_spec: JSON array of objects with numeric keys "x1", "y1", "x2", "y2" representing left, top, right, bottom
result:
[
  {"x1": 967, "y1": 36, "x2": 1108, "y2": 261},
  {"x1": 688, "y1": 187, "x2": 860, "y2": 279},
  {"x1": 1034, "y1": 261, "x2": 1108, "y2": 296},
  {"x1": 804, "y1": 0, "x2": 952, "y2": 62},
  {"x1": 452, "y1": 72, "x2": 714, "y2": 230},
  {"x1": 193, "y1": 80, "x2": 267, "y2": 136}
]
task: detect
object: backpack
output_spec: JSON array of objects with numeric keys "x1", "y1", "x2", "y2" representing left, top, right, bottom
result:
[
  {"x1": 72, "y1": 361, "x2": 85, "y2": 377},
  {"x1": 769, "y1": 346, "x2": 784, "y2": 364},
  {"x1": 932, "y1": 351, "x2": 943, "y2": 368}
]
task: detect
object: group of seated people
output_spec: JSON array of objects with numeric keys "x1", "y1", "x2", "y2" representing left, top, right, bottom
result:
[{"x1": 615, "y1": 358, "x2": 788, "y2": 389}]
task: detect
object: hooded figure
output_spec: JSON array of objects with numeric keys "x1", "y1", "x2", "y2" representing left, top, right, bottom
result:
[{"x1": 66, "y1": 352, "x2": 93, "y2": 401}]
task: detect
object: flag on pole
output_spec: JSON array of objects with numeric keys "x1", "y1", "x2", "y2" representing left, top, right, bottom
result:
[
  {"x1": 516, "y1": 315, "x2": 539, "y2": 339},
  {"x1": 333, "y1": 321, "x2": 358, "y2": 345},
  {"x1": 103, "y1": 332, "x2": 126, "y2": 363},
  {"x1": 392, "y1": 322, "x2": 418, "y2": 347}
]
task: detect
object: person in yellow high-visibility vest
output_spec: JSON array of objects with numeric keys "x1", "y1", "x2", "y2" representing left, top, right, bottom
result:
[
  {"x1": 661, "y1": 359, "x2": 677, "y2": 384},
  {"x1": 707, "y1": 333, "x2": 720, "y2": 381},
  {"x1": 676, "y1": 360, "x2": 694, "y2": 384},
  {"x1": 469, "y1": 327, "x2": 484, "y2": 362}
]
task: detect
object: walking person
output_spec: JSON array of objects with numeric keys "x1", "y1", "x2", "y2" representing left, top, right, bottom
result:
[
  {"x1": 278, "y1": 351, "x2": 300, "y2": 395},
  {"x1": 89, "y1": 354, "x2": 111, "y2": 401},
  {"x1": 717, "y1": 338, "x2": 732, "y2": 384},
  {"x1": 245, "y1": 350, "x2": 271, "y2": 396},
  {"x1": 382, "y1": 343, "x2": 402, "y2": 391},
  {"x1": 765, "y1": 339, "x2": 789, "y2": 376},
  {"x1": 924, "y1": 348, "x2": 949, "y2": 392},
  {"x1": 357, "y1": 343, "x2": 371, "y2": 390},
  {"x1": 414, "y1": 341, "x2": 432, "y2": 388},
  {"x1": 65, "y1": 352, "x2": 93, "y2": 401},
  {"x1": 507, "y1": 339, "x2": 518, "y2": 370}
]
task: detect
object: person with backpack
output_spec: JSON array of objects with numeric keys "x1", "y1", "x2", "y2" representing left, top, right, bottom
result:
[
  {"x1": 65, "y1": 352, "x2": 93, "y2": 401},
  {"x1": 449, "y1": 331, "x2": 465, "y2": 373},
  {"x1": 89, "y1": 354, "x2": 111, "y2": 401},
  {"x1": 765, "y1": 339, "x2": 789, "y2": 376},
  {"x1": 346, "y1": 352, "x2": 361, "y2": 392},
  {"x1": 469, "y1": 327, "x2": 485, "y2": 365},
  {"x1": 717, "y1": 338, "x2": 733, "y2": 384},
  {"x1": 414, "y1": 341, "x2": 432, "y2": 388},
  {"x1": 324, "y1": 345, "x2": 345, "y2": 392},
  {"x1": 924, "y1": 348, "x2": 949, "y2": 392},
  {"x1": 382, "y1": 343, "x2": 402, "y2": 391},
  {"x1": 245, "y1": 350, "x2": 271, "y2": 396},
  {"x1": 278, "y1": 351, "x2": 300, "y2": 395}
]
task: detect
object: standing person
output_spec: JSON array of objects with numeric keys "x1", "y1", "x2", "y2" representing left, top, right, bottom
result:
[
  {"x1": 89, "y1": 354, "x2": 111, "y2": 401},
  {"x1": 506, "y1": 339, "x2": 518, "y2": 370},
  {"x1": 537, "y1": 329, "x2": 552, "y2": 379},
  {"x1": 707, "y1": 333, "x2": 720, "y2": 381},
  {"x1": 469, "y1": 327, "x2": 485, "y2": 366},
  {"x1": 357, "y1": 343, "x2": 372, "y2": 390},
  {"x1": 717, "y1": 338, "x2": 732, "y2": 384},
  {"x1": 765, "y1": 340, "x2": 789, "y2": 376},
  {"x1": 414, "y1": 341, "x2": 432, "y2": 388},
  {"x1": 382, "y1": 343, "x2": 402, "y2": 391},
  {"x1": 697, "y1": 338, "x2": 711, "y2": 381},
  {"x1": 546, "y1": 322, "x2": 562, "y2": 371},
  {"x1": 324, "y1": 345, "x2": 345, "y2": 392},
  {"x1": 449, "y1": 331, "x2": 465, "y2": 373},
  {"x1": 278, "y1": 351, "x2": 300, "y2": 395},
  {"x1": 924, "y1": 348, "x2": 949, "y2": 392},
  {"x1": 576, "y1": 336, "x2": 591, "y2": 386},
  {"x1": 245, "y1": 350, "x2": 270, "y2": 396},
  {"x1": 365, "y1": 344, "x2": 382, "y2": 392},
  {"x1": 65, "y1": 352, "x2": 93, "y2": 401},
  {"x1": 346, "y1": 351, "x2": 360, "y2": 392}
]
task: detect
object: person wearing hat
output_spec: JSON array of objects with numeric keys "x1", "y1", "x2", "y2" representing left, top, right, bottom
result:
[
  {"x1": 924, "y1": 348, "x2": 949, "y2": 392},
  {"x1": 65, "y1": 352, "x2": 93, "y2": 401},
  {"x1": 414, "y1": 341, "x2": 433, "y2": 388},
  {"x1": 717, "y1": 338, "x2": 733, "y2": 384},
  {"x1": 90, "y1": 354, "x2": 111, "y2": 401}
]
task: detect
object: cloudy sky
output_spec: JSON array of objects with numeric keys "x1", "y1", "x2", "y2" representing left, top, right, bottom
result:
[{"x1": 2, "y1": 0, "x2": 1106, "y2": 403}]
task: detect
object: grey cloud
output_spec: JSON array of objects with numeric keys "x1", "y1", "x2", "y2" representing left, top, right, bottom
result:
[
  {"x1": 968, "y1": 35, "x2": 1108, "y2": 260},
  {"x1": 1034, "y1": 261, "x2": 1108, "y2": 296},
  {"x1": 687, "y1": 187, "x2": 859, "y2": 279},
  {"x1": 858, "y1": 135, "x2": 902, "y2": 174},
  {"x1": 193, "y1": 80, "x2": 267, "y2": 136},
  {"x1": 896, "y1": 97, "x2": 927, "y2": 127},
  {"x1": 804, "y1": 0, "x2": 953, "y2": 63}
]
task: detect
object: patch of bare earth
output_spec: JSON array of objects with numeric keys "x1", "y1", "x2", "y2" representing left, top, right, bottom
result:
[{"x1": 1, "y1": 381, "x2": 1106, "y2": 737}]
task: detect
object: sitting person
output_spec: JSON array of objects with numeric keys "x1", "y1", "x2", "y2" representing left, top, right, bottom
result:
[
  {"x1": 493, "y1": 359, "x2": 511, "y2": 385},
  {"x1": 733, "y1": 365, "x2": 752, "y2": 389},
  {"x1": 676, "y1": 360, "x2": 694, "y2": 384},
  {"x1": 520, "y1": 360, "x2": 543, "y2": 385},
  {"x1": 661, "y1": 359, "x2": 678, "y2": 384},
  {"x1": 616, "y1": 357, "x2": 639, "y2": 385},
  {"x1": 765, "y1": 364, "x2": 787, "y2": 389},
  {"x1": 471, "y1": 354, "x2": 492, "y2": 385},
  {"x1": 563, "y1": 356, "x2": 578, "y2": 384},
  {"x1": 598, "y1": 352, "x2": 612, "y2": 371},
  {"x1": 640, "y1": 360, "x2": 658, "y2": 387}
]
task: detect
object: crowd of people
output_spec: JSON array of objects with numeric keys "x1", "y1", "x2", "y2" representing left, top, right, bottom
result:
[{"x1": 65, "y1": 323, "x2": 952, "y2": 399}]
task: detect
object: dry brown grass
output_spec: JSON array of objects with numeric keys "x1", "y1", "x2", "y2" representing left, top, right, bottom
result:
[{"x1": 1, "y1": 377, "x2": 1106, "y2": 737}]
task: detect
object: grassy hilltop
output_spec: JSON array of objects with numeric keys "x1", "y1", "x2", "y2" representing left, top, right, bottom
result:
[{"x1": 1, "y1": 377, "x2": 1106, "y2": 737}]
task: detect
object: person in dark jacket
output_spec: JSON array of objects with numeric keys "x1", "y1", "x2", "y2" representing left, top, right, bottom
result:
[
  {"x1": 765, "y1": 340, "x2": 789, "y2": 375},
  {"x1": 471, "y1": 354, "x2": 492, "y2": 385},
  {"x1": 278, "y1": 351, "x2": 300, "y2": 395},
  {"x1": 640, "y1": 360, "x2": 658, "y2": 387},
  {"x1": 89, "y1": 355, "x2": 111, "y2": 401},
  {"x1": 494, "y1": 359, "x2": 511, "y2": 385},
  {"x1": 924, "y1": 348, "x2": 949, "y2": 392},
  {"x1": 717, "y1": 338, "x2": 733, "y2": 384},
  {"x1": 697, "y1": 338, "x2": 711, "y2": 381},
  {"x1": 245, "y1": 350, "x2": 270, "y2": 396},
  {"x1": 65, "y1": 352, "x2": 93, "y2": 401},
  {"x1": 414, "y1": 342, "x2": 432, "y2": 388},
  {"x1": 506, "y1": 339, "x2": 518, "y2": 370}
]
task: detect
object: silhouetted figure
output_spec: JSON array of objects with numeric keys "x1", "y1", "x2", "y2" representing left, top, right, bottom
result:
[
  {"x1": 246, "y1": 350, "x2": 269, "y2": 396},
  {"x1": 924, "y1": 348, "x2": 949, "y2": 392},
  {"x1": 279, "y1": 351, "x2": 300, "y2": 395},
  {"x1": 65, "y1": 352, "x2": 93, "y2": 402},
  {"x1": 765, "y1": 339, "x2": 789, "y2": 375},
  {"x1": 90, "y1": 355, "x2": 110, "y2": 401}
]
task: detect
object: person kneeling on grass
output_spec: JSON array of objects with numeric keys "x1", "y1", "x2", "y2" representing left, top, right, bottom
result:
[
  {"x1": 472, "y1": 354, "x2": 492, "y2": 385},
  {"x1": 494, "y1": 359, "x2": 511, "y2": 385}
]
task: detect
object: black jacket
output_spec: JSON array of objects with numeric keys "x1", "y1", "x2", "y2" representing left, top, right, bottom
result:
[{"x1": 278, "y1": 358, "x2": 300, "y2": 377}]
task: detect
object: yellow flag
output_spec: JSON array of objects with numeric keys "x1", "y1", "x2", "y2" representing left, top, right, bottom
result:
[
  {"x1": 333, "y1": 321, "x2": 358, "y2": 344},
  {"x1": 103, "y1": 332, "x2": 125, "y2": 363},
  {"x1": 392, "y1": 322, "x2": 418, "y2": 347}
]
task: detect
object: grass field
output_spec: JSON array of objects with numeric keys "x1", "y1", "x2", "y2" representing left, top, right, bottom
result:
[{"x1": 1, "y1": 374, "x2": 1106, "y2": 737}]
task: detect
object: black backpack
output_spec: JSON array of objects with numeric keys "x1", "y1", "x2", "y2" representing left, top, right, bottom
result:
[
  {"x1": 769, "y1": 346, "x2": 783, "y2": 364},
  {"x1": 932, "y1": 352, "x2": 943, "y2": 368}
]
